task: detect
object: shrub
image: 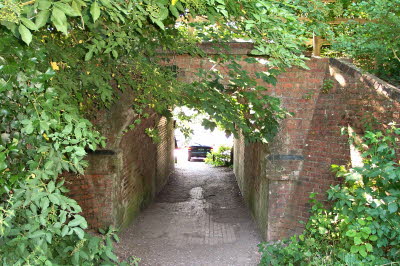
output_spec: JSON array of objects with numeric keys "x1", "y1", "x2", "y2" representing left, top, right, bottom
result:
[
  {"x1": 205, "y1": 145, "x2": 233, "y2": 167},
  {"x1": 259, "y1": 124, "x2": 400, "y2": 265}
]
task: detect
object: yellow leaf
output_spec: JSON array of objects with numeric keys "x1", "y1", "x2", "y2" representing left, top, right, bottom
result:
[
  {"x1": 42, "y1": 133, "x2": 49, "y2": 141},
  {"x1": 50, "y1": 61, "x2": 59, "y2": 71},
  {"x1": 172, "y1": 0, "x2": 178, "y2": 5}
]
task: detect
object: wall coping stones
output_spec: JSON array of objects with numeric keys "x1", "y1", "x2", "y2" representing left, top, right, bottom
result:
[{"x1": 329, "y1": 58, "x2": 400, "y2": 102}]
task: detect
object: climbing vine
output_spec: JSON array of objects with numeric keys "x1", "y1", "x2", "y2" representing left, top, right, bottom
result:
[{"x1": 0, "y1": 0, "x2": 314, "y2": 264}]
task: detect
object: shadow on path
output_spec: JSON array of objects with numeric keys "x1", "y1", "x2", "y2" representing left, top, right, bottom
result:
[{"x1": 115, "y1": 160, "x2": 261, "y2": 266}]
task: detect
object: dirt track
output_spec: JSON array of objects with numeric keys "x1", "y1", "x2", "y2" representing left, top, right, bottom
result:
[{"x1": 115, "y1": 159, "x2": 261, "y2": 266}]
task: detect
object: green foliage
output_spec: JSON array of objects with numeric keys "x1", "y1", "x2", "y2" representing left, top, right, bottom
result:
[
  {"x1": 293, "y1": 0, "x2": 400, "y2": 85},
  {"x1": 302, "y1": 90, "x2": 314, "y2": 100},
  {"x1": 1, "y1": 178, "x2": 123, "y2": 265},
  {"x1": 337, "y1": 0, "x2": 400, "y2": 85},
  {"x1": 205, "y1": 145, "x2": 232, "y2": 167},
  {"x1": 321, "y1": 79, "x2": 334, "y2": 94},
  {"x1": 0, "y1": 0, "x2": 312, "y2": 143},
  {"x1": 0, "y1": 34, "x2": 104, "y2": 192},
  {"x1": 259, "y1": 124, "x2": 400, "y2": 265},
  {"x1": 0, "y1": 32, "x2": 127, "y2": 265}
]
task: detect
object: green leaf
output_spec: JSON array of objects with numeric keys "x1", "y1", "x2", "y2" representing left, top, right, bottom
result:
[
  {"x1": 29, "y1": 230, "x2": 46, "y2": 239},
  {"x1": 153, "y1": 19, "x2": 165, "y2": 30},
  {"x1": 47, "y1": 181, "x2": 55, "y2": 193},
  {"x1": 90, "y1": 1, "x2": 101, "y2": 23},
  {"x1": 51, "y1": 8, "x2": 68, "y2": 35},
  {"x1": 75, "y1": 147, "x2": 86, "y2": 157},
  {"x1": 36, "y1": 10, "x2": 50, "y2": 29},
  {"x1": 61, "y1": 225, "x2": 69, "y2": 237},
  {"x1": 44, "y1": 160, "x2": 54, "y2": 170},
  {"x1": 62, "y1": 124, "x2": 73, "y2": 134},
  {"x1": 346, "y1": 230, "x2": 357, "y2": 238},
  {"x1": 38, "y1": 0, "x2": 52, "y2": 10},
  {"x1": 85, "y1": 49, "x2": 94, "y2": 61},
  {"x1": 354, "y1": 236, "x2": 362, "y2": 245},
  {"x1": 64, "y1": 114, "x2": 73, "y2": 122},
  {"x1": 158, "y1": 8, "x2": 169, "y2": 21},
  {"x1": 73, "y1": 227, "x2": 85, "y2": 239},
  {"x1": 40, "y1": 197, "x2": 50, "y2": 210},
  {"x1": 48, "y1": 194, "x2": 59, "y2": 205},
  {"x1": 53, "y1": 2, "x2": 80, "y2": 17},
  {"x1": 369, "y1": 235, "x2": 378, "y2": 241},
  {"x1": 359, "y1": 246, "x2": 367, "y2": 258},
  {"x1": 350, "y1": 245, "x2": 359, "y2": 254},
  {"x1": 105, "y1": 249, "x2": 118, "y2": 262},
  {"x1": 20, "y1": 17, "x2": 38, "y2": 31},
  {"x1": 388, "y1": 202, "x2": 398, "y2": 213},
  {"x1": 71, "y1": 1, "x2": 83, "y2": 16},
  {"x1": 112, "y1": 50, "x2": 118, "y2": 58},
  {"x1": 169, "y1": 5, "x2": 179, "y2": 18},
  {"x1": 79, "y1": 250, "x2": 89, "y2": 260},
  {"x1": 40, "y1": 120, "x2": 50, "y2": 132},
  {"x1": 0, "y1": 161, "x2": 7, "y2": 172},
  {"x1": 72, "y1": 250, "x2": 79, "y2": 264},
  {"x1": 361, "y1": 227, "x2": 371, "y2": 235},
  {"x1": 24, "y1": 122, "x2": 34, "y2": 134},
  {"x1": 68, "y1": 215, "x2": 86, "y2": 227},
  {"x1": 74, "y1": 126, "x2": 82, "y2": 138},
  {"x1": 60, "y1": 211, "x2": 67, "y2": 223},
  {"x1": 358, "y1": 219, "x2": 366, "y2": 226},
  {"x1": 99, "y1": 0, "x2": 113, "y2": 8},
  {"x1": 18, "y1": 24, "x2": 32, "y2": 46},
  {"x1": 45, "y1": 232, "x2": 52, "y2": 244}
]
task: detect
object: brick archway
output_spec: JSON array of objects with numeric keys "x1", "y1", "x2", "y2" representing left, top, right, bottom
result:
[{"x1": 67, "y1": 43, "x2": 400, "y2": 240}]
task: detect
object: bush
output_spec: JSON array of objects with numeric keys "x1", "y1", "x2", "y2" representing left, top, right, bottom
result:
[
  {"x1": 205, "y1": 145, "x2": 233, "y2": 167},
  {"x1": 259, "y1": 124, "x2": 400, "y2": 265}
]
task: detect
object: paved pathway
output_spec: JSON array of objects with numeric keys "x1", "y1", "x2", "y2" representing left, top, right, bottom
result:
[{"x1": 115, "y1": 158, "x2": 261, "y2": 265}]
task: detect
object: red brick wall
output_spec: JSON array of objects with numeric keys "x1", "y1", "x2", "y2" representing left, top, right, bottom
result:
[
  {"x1": 234, "y1": 56, "x2": 400, "y2": 241},
  {"x1": 65, "y1": 113, "x2": 175, "y2": 229},
  {"x1": 64, "y1": 153, "x2": 117, "y2": 229},
  {"x1": 114, "y1": 115, "x2": 158, "y2": 229},
  {"x1": 156, "y1": 117, "x2": 175, "y2": 194},
  {"x1": 280, "y1": 59, "x2": 400, "y2": 239}
]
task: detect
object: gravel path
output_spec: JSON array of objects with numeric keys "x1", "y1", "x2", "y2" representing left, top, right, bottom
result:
[{"x1": 115, "y1": 159, "x2": 262, "y2": 266}]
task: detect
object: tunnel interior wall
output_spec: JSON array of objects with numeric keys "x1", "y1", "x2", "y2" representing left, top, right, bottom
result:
[
  {"x1": 65, "y1": 87, "x2": 175, "y2": 230},
  {"x1": 156, "y1": 117, "x2": 176, "y2": 194}
]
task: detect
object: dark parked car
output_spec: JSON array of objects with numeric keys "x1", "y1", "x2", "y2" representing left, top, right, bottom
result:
[{"x1": 188, "y1": 144, "x2": 213, "y2": 161}]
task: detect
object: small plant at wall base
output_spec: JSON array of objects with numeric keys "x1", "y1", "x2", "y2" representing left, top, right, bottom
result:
[
  {"x1": 258, "y1": 124, "x2": 400, "y2": 265},
  {"x1": 205, "y1": 145, "x2": 233, "y2": 167},
  {"x1": 321, "y1": 79, "x2": 334, "y2": 94},
  {"x1": 302, "y1": 90, "x2": 315, "y2": 100}
]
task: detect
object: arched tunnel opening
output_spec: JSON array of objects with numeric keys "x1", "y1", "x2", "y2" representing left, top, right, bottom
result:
[
  {"x1": 111, "y1": 109, "x2": 262, "y2": 264},
  {"x1": 63, "y1": 44, "x2": 400, "y2": 264}
]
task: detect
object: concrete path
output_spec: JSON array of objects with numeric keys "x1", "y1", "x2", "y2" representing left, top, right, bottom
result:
[{"x1": 115, "y1": 158, "x2": 262, "y2": 266}]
